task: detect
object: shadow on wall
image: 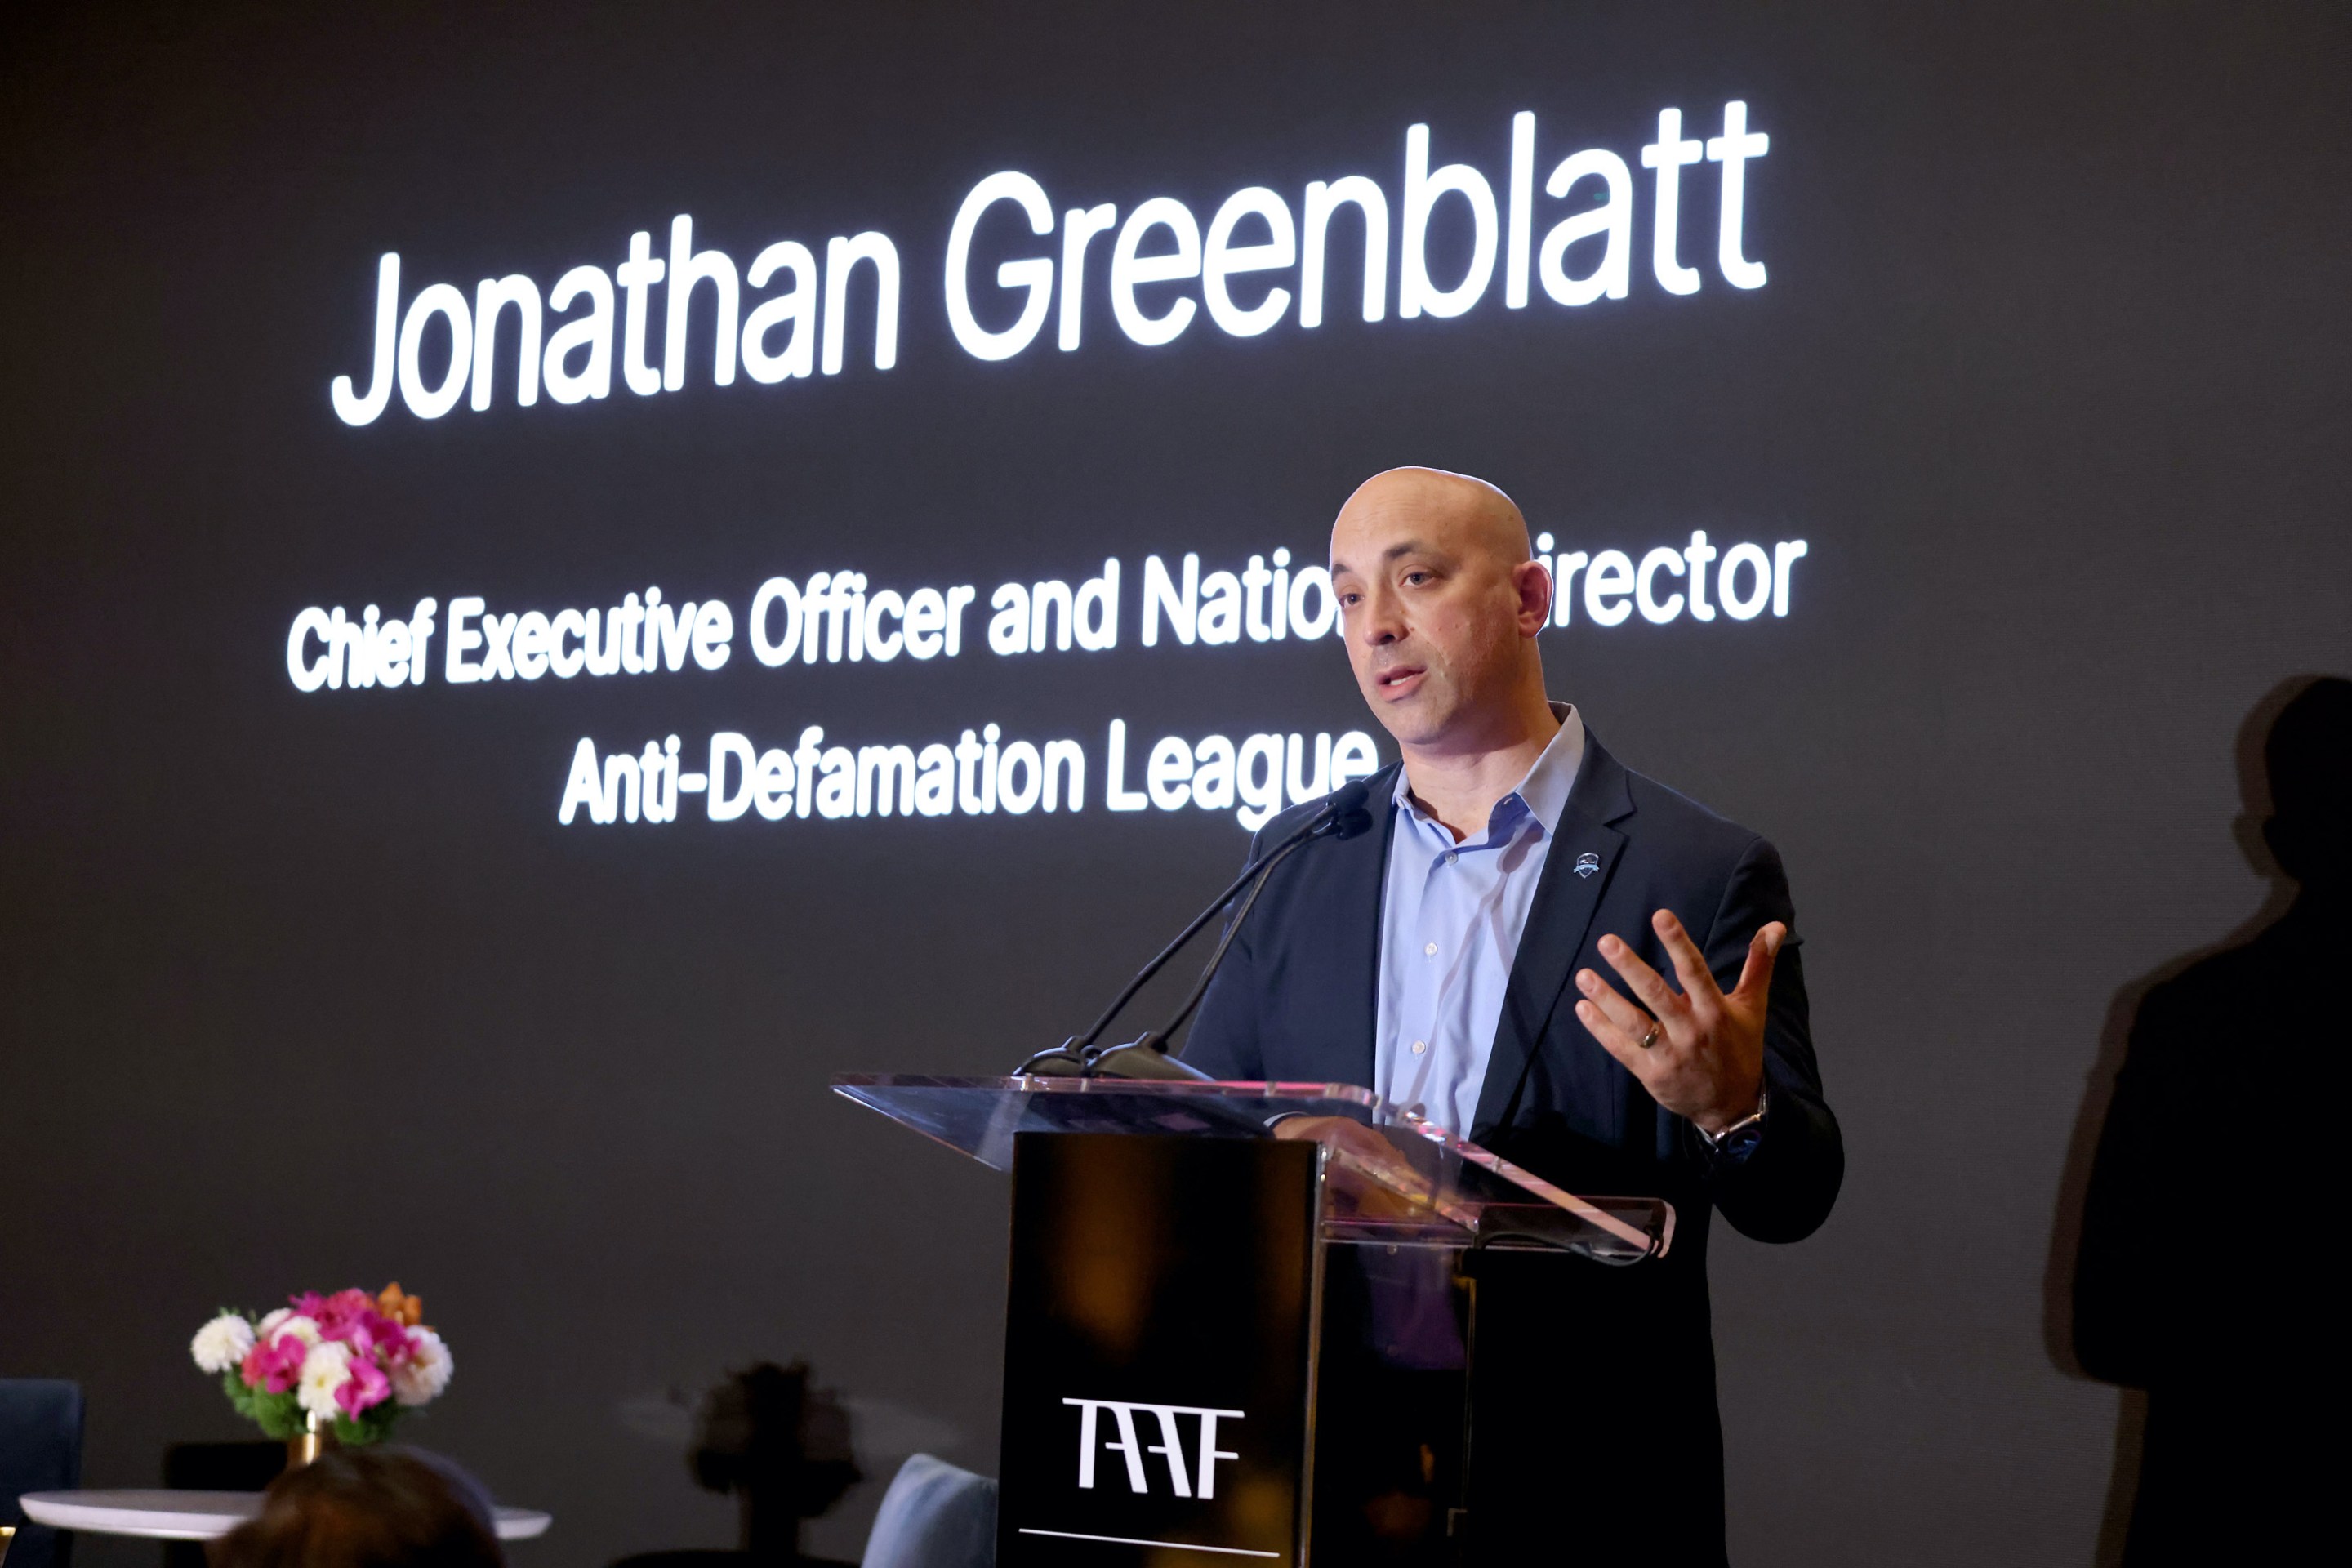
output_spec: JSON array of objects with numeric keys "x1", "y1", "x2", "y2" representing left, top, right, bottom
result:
[
  {"x1": 2045, "y1": 675, "x2": 2348, "y2": 1567},
  {"x1": 612, "y1": 1362, "x2": 862, "y2": 1568}
]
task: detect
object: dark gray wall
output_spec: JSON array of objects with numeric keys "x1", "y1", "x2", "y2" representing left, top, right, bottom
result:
[{"x1": 3, "y1": 3, "x2": 2345, "y2": 1563}]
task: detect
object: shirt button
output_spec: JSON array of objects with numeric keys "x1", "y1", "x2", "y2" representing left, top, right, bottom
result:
[
  {"x1": 1444, "y1": 851, "x2": 1459, "y2": 865},
  {"x1": 1423, "y1": 942, "x2": 1437, "y2": 957},
  {"x1": 1411, "y1": 1040, "x2": 1428, "y2": 1054}
]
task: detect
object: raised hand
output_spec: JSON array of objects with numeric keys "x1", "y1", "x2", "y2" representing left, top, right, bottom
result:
[{"x1": 1573, "y1": 908, "x2": 1784, "y2": 1134}]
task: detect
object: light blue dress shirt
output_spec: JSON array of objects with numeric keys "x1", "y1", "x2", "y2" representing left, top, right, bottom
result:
[{"x1": 1374, "y1": 704, "x2": 1585, "y2": 1135}]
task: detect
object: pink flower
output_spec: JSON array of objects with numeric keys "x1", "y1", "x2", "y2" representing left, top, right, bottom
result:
[
  {"x1": 334, "y1": 1356, "x2": 391, "y2": 1418},
  {"x1": 240, "y1": 1332, "x2": 310, "y2": 1394},
  {"x1": 289, "y1": 1290, "x2": 417, "y2": 1365},
  {"x1": 293, "y1": 1290, "x2": 376, "y2": 1341},
  {"x1": 345, "y1": 1309, "x2": 415, "y2": 1365}
]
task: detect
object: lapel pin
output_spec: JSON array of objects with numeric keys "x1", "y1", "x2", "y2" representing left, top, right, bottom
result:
[{"x1": 1573, "y1": 851, "x2": 1601, "y2": 878}]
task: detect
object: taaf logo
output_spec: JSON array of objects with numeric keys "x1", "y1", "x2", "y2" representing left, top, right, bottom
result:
[{"x1": 1062, "y1": 1398, "x2": 1244, "y2": 1499}]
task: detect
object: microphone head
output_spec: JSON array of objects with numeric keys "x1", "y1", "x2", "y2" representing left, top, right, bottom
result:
[{"x1": 1328, "y1": 778, "x2": 1376, "y2": 840}]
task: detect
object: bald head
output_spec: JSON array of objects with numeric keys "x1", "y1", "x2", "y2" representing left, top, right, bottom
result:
[
  {"x1": 1333, "y1": 467, "x2": 1531, "y2": 569},
  {"x1": 1327, "y1": 467, "x2": 1555, "y2": 759}
]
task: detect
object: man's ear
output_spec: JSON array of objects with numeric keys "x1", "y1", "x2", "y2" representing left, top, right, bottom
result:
[{"x1": 1515, "y1": 557, "x2": 1554, "y2": 633}]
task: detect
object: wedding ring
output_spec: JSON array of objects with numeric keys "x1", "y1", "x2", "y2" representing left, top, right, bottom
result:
[{"x1": 1637, "y1": 1020, "x2": 1662, "y2": 1050}]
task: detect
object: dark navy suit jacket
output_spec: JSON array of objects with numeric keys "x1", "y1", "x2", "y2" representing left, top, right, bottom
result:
[{"x1": 1183, "y1": 734, "x2": 1842, "y2": 1556}]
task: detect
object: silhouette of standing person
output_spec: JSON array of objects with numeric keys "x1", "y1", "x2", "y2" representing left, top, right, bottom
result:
[{"x1": 2074, "y1": 676, "x2": 2349, "y2": 1564}]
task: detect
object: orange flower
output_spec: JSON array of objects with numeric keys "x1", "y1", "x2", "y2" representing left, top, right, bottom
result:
[{"x1": 376, "y1": 1282, "x2": 426, "y2": 1329}]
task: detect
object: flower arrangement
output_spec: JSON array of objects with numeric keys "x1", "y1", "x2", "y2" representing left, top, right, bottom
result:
[{"x1": 190, "y1": 1283, "x2": 452, "y2": 1446}]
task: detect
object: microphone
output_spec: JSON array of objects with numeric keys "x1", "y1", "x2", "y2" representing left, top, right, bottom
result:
[{"x1": 1019, "y1": 779, "x2": 1377, "y2": 1079}]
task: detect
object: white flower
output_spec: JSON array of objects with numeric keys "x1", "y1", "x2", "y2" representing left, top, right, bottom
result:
[
  {"x1": 256, "y1": 1308, "x2": 293, "y2": 1337},
  {"x1": 296, "y1": 1340, "x2": 353, "y2": 1418},
  {"x1": 189, "y1": 1314, "x2": 255, "y2": 1374},
  {"x1": 391, "y1": 1327, "x2": 452, "y2": 1407},
  {"x1": 272, "y1": 1315, "x2": 323, "y2": 1348}
]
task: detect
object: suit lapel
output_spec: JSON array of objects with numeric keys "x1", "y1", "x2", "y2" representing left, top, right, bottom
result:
[
  {"x1": 1326, "y1": 761, "x2": 1402, "y2": 1089},
  {"x1": 1470, "y1": 738, "x2": 1636, "y2": 1138}
]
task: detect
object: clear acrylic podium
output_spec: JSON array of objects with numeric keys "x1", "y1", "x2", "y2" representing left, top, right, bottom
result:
[{"x1": 837, "y1": 1076, "x2": 1682, "y2": 1565}]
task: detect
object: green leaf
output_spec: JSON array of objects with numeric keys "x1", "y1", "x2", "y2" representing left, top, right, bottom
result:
[
  {"x1": 251, "y1": 1392, "x2": 304, "y2": 1441},
  {"x1": 333, "y1": 1405, "x2": 402, "y2": 1448}
]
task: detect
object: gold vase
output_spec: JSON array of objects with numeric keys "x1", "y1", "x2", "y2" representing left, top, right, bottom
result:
[{"x1": 285, "y1": 1410, "x2": 328, "y2": 1471}]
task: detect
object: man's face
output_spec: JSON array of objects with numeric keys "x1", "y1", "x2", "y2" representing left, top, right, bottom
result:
[{"x1": 1328, "y1": 475, "x2": 1545, "y2": 753}]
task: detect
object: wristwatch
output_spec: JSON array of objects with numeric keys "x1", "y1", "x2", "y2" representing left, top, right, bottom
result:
[{"x1": 1695, "y1": 1086, "x2": 1769, "y2": 1161}]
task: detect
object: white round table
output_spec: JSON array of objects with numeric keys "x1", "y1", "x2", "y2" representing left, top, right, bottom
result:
[{"x1": 18, "y1": 1490, "x2": 551, "y2": 1542}]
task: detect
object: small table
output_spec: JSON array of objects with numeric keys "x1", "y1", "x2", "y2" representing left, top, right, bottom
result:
[{"x1": 18, "y1": 1490, "x2": 552, "y2": 1542}]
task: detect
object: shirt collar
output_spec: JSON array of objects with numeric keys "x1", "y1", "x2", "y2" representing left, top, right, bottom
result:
[{"x1": 1392, "y1": 702, "x2": 1586, "y2": 842}]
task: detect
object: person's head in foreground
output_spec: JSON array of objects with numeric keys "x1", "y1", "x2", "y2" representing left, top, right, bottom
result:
[{"x1": 209, "y1": 1448, "x2": 503, "y2": 1568}]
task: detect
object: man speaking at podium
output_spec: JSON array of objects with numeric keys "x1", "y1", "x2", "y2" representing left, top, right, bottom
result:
[{"x1": 1185, "y1": 467, "x2": 1842, "y2": 1562}]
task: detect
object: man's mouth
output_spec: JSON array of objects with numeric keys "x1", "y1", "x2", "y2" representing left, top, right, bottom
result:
[{"x1": 1374, "y1": 664, "x2": 1426, "y2": 697}]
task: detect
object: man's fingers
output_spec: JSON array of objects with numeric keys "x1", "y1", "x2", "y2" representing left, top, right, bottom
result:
[
  {"x1": 1650, "y1": 909, "x2": 1724, "y2": 1004},
  {"x1": 1576, "y1": 966, "x2": 1658, "y2": 1042},
  {"x1": 1596, "y1": 935, "x2": 1686, "y2": 1022},
  {"x1": 1728, "y1": 922, "x2": 1788, "y2": 1007},
  {"x1": 1575, "y1": 998, "x2": 1661, "y2": 1078}
]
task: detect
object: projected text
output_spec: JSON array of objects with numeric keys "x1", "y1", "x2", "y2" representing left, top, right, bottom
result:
[{"x1": 329, "y1": 102, "x2": 1772, "y2": 425}]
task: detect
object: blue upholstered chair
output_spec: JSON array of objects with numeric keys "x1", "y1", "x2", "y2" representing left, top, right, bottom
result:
[
  {"x1": 859, "y1": 1454, "x2": 994, "y2": 1568},
  {"x1": 0, "y1": 1381, "x2": 84, "y2": 1568}
]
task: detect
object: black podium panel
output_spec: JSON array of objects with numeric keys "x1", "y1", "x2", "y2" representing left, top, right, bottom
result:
[
  {"x1": 998, "y1": 1133, "x2": 1321, "y2": 1565},
  {"x1": 1463, "y1": 1246, "x2": 1722, "y2": 1564}
]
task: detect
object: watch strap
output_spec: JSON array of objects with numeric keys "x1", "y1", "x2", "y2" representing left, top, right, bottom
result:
[{"x1": 1696, "y1": 1085, "x2": 1769, "y2": 1152}]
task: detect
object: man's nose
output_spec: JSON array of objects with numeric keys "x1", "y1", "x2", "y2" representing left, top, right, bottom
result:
[{"x1": 1355, "y1": 592, "x2": 1405, "y2": 645}]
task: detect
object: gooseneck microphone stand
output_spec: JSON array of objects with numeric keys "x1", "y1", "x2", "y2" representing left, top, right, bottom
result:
[{"x1": 1017, "y1": 780, "x2": 1375, "y2": 1079}]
